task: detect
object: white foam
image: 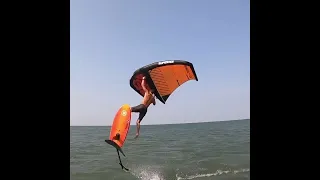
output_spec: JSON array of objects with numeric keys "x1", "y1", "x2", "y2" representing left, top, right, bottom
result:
[{"x1": 176, "y1": 168, "x2": 250, "y2": 180}]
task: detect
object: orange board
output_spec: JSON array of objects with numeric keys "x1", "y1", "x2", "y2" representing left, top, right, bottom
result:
[{"x1": 108, "y1": 104, "x2": 131, "y2": 148}]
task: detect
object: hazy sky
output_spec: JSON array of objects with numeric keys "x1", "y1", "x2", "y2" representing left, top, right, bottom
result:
[{"x1": 71, "y1": 0, "x2": 250, "y2": 126}]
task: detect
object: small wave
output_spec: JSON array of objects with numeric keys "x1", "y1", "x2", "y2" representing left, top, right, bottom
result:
[{"x1": 176, "y1": 168, "x2": 250, "y2": 180}]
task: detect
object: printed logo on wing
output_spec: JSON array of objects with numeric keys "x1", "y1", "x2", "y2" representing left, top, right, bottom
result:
[
  {"x1": 121, "y1": 110, "x2": 127, "y2": 116},
  {"x1": 158, "y1": 60, "x2": 174, "y2": 65}
]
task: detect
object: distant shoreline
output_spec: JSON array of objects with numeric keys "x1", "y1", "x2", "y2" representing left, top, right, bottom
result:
[{"x1": 70, "y1": 118, "x2": 250, "y2": 127}]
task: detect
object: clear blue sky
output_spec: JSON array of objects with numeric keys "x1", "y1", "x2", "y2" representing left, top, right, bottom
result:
[{"x1": 71, "y1": 0, "x2": 250, "y2": 126}]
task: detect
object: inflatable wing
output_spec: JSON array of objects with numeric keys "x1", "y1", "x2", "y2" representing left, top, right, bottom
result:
[{"x1": 129, "y1": 60, "x2": 198, "y2": 104}]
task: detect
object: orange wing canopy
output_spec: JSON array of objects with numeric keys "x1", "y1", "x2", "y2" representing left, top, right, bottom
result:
[{"x1": 129, "y1": 60, "x2": 199, "y2": 104}]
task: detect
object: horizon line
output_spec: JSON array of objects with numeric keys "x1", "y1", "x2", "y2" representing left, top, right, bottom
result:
[{"x1": 70, "y1": 118, "x2": 250, "y2": 127}]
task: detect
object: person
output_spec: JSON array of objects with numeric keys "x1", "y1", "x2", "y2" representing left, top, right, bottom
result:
[{"x1": 131, "y1": 76, "x2": 156, "y2": 138}]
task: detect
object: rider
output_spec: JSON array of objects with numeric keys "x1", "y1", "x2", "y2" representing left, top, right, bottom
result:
[{"x1": 130, "y1": 76, "x2": 156, "y2": 138}]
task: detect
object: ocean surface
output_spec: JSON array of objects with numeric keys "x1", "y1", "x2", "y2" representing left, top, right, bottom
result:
[{"x1": 70, "y1": 119, "x2": 250, "y2": 180}]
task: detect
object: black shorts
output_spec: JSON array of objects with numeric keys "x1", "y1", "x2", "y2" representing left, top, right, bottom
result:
[{"x1": 131, "y1": 104, "x2": 147, "y2": 122}]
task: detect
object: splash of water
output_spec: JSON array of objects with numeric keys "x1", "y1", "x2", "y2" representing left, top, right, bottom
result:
[{"x1": 130, "y1": 165, "x2": 165, "y2": 180}]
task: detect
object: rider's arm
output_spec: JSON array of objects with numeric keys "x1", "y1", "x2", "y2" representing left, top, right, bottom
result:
[
  {"x1": 152, "y1": 95, "x2": 156, "y2": 105},
  {"x1": 141, "y1": 76, "x2": 148, "y2": 92}
]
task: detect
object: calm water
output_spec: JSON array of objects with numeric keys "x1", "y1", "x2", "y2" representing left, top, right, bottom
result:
[{"x1": 70, "y1": 119, "x2": 250, "y2": 180}]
